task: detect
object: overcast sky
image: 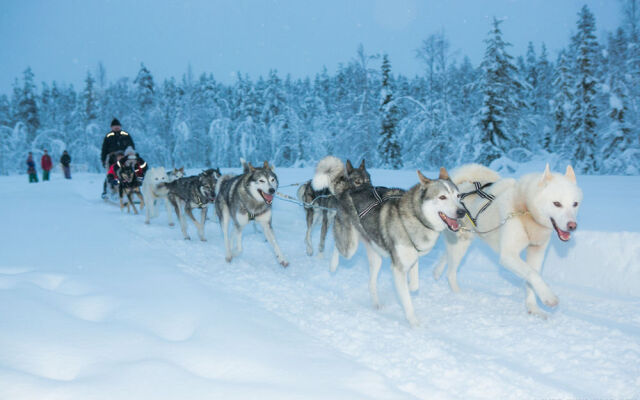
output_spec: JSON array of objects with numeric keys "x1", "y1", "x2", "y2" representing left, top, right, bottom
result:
[{"x1": 0, "y1": 0, "x2": 621, "y2": 94}]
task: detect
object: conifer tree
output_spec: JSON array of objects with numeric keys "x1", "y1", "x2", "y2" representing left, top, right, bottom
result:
[
  {"x1": 477, "y1": 18, "x2": 521, "y2": 164},
  {"x1": 378, "y1": 54, "x2": 402, "y2": 168},
  {"x1": 570, "y1": 5, "x2": 600, "y2": 172}
]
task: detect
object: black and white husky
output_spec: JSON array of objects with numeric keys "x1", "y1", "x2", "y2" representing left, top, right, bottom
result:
[
  {"x1": 296, "y1": 159, "x2": 372, "y2": 258},
  {"x1": 312, "y1": 156, "x2": 465, "y2": 326},
  {"x1": 215, "y1": 161, "x2": 289, "y2": 267},
  {"x1": 161, "y1": 168, "x2": 221, "y2": 241}
]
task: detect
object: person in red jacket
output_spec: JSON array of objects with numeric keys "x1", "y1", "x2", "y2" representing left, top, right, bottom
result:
[{"x1": 41, "y1": 149, "x2": 53, "y2": 181}]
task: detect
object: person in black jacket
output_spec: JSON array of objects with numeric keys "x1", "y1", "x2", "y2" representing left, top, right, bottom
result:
[
  {"x1": 101, "y1": 118, "x2": 135, "y2": 197},
  {"x1": 60, "y1": 150, "x2": 71, "y2": 179},
  {"x1": 101, "y1": 118, "x2": 135, "y2": 169}
]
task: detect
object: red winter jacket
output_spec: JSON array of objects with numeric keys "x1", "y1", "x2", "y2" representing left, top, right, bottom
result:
[{"x1": 41, "y1": 154, "x2": 53, "y2": 171}]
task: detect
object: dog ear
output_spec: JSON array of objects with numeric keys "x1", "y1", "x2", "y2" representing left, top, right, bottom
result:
[
  {"x1": 417, "y1": 170, "x2": 430, "y2": 185},
  {"x1": 346, "y1": 159, "x2": 354, "y2": 173},
  {"x1": 359, "y1": 159, "x2": 366, "y2": 170},
  {"x1": 248, "y1": 162, "x2": 255, "y2": 172},
  {"x1": 565, "y1": 165, "x2": 577, "y2": 184},
  {"x1": 438, "y1": 167, "x2": 449, "y2": 180},
  {"x1": 240, "y1": 158, "x2": 249, "y2": 173},
  {"x1": 539, "y1": 163, "x2": 553, "y2": 186}
]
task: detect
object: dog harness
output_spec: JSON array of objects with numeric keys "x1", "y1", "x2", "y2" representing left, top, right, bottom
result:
[
  {"x1": 459, "y1": 182, "x2": 495, "y2": 226},
  {"x1": 358, "y1": 187, "x2": 403, "y2": 219}
]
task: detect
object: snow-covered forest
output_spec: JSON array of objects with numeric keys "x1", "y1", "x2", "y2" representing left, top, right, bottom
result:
[{"x1": 1, "y1": 4, "x2": 639, "y2": 175}]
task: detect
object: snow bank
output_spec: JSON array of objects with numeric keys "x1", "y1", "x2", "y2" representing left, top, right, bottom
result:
[{"x1": 0, "y1": 168, "x2": 638, "y2": 400}]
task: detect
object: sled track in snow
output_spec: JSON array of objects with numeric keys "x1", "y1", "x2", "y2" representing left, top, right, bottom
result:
[{"x1": 120, "y1": 212, "x2": 640, "y2": 400}]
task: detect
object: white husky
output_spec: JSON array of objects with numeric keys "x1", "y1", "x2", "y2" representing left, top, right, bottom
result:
[
  {"x1": 142, "y1": 167, "x2": 184, "y2": 226},
  {"x1": 434, "y1": 163, "x2": 583, "y2": 317}
]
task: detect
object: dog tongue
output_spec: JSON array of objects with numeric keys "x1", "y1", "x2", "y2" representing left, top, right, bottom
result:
[
  {"x1": 449, "y1": 218, "x2": 460, "y2": 230},
  {"x1": 262, "y1": 192, "x2": 274, "y2": 202},
  {"x1": 440, "y1": 213, "x2": 459, "y2": 231},
  {"x1": 558, "y1": 229, "x2": 571, "y2": 241}
]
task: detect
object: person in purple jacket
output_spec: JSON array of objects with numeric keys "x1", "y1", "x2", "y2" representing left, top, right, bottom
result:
[{"x1": 27, "y1": 152, "x2": 38, "y2": 183}]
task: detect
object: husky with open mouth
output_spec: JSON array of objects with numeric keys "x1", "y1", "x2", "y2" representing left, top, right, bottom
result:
[
  {"x1": 433, "y1": 163, "x2": 583, "y2": 318},
  {"x1": 312, "y1": 156, "x2": 465, "y2": 326},
  {"x1": 215, "y1": 160, "x2": 288, "y2": 267}
]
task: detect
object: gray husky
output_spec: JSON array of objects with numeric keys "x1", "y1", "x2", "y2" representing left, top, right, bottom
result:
[
  {"x1": 312, "y1": 156, "x2": 465, "y2": 326},
  {"x1": 215, "y1": 161, "x2": 288, "y2": 267},
  {"x1": 161, "y1": 168, "x2": 221, "y2": 241},
  {"x1": 297, "y1": 159, "x2": 371, "y2": 258}
]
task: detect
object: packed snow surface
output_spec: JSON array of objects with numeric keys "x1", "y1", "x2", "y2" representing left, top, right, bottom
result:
[{"x1": 1, "y1": 167, "x2": 639, "y2": 399}]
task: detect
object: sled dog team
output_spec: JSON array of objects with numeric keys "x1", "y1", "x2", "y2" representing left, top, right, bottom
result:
[{"x1": 139, "y1": 156, "x2": 583, "y2": 326}]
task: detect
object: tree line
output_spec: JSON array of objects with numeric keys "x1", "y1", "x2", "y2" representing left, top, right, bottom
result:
[{"x1": 1, "y1": 3, "x2": 639, "y2": 175}]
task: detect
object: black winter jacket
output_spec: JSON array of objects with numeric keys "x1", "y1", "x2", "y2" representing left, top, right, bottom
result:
[{"x1": 101, "y1": 130, "x2": 135, "y2": 166}]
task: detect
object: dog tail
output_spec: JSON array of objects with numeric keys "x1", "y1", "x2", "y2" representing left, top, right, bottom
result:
[
  {"x1": 312, "y1": 156, "x2": 344, "y2": 195},
  {"x1": 215, "y1": 174, "x2": 233, "y2": 199},
  {"x1": 240, "y1": 157, "x2": 250, "y2": 173},
  {"x1": 450, "y1": 163, "x2": 501, "y2": 186},
  {"x1": 296, "y1": 181, "x2": 309, "y2": 202}
]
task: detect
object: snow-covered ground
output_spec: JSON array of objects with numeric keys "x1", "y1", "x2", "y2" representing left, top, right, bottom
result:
[{"x1": 1, "y1": 167, "x2": 639, "y2": 399}]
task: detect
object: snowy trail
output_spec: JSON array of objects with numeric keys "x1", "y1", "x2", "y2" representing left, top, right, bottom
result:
[
  {"x1": 122, "y1": 170, "x2": 639, "y2": 399},
  {"x1": 1, "y1": 170, "x2": 639, "y2": 399}
]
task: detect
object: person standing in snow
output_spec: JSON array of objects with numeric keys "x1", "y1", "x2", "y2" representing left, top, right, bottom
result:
[
  {"x1": 26, "y1": 152, "x2": 38, "y2": 183},
  {"x1": 60, "y1": 150, "x2": 71, "y2": 179},
  {"x1": 41, "y1": 149, "x2": 53, "y2": 181}
]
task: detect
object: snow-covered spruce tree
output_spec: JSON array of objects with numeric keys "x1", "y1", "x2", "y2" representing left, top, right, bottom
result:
[
  {"x1": 622, "y1": 0, "x2": 640, "y2": 159},
  {"x1": 134, "y1": 63, "x2": 155, "y2": 113},
  {"x1": 377, "y1": 54, "x2": 402, "y2": 169},
  {"x1": 536, "y1": 44, "x2": 554, "y2": 151},
  {"x1": 601, "y1": 28, "x2": 636, "y2": 173},
  {"x1": 552, "y1": 50, "x2": 574, "y2": 157},
  {"x1": 0, "y1": 95, "x2": 10, "y2": 127},
  {"x1": 476, "y1": 18, "x2": 522, "y2": 165},
  {"x1": 82, "y1": 71, "x2": 99, "y2": 123},
  {"x1": 16, "y1": 67, "x2": 40, "y2": 143},
  {"x1": 569, "y1": 5, "x2": 600, "y2": 173}
]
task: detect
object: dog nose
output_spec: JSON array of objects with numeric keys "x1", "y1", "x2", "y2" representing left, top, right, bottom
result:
[
  {"x1": 567, "y1": 221, "x2": 577, "y2": 231},
  {"x1": 456, "y1": 209, "x2": 466, "y2": 218},
  {"x1": 269, "y1": 188, "x2": 275, "y2": 194}
]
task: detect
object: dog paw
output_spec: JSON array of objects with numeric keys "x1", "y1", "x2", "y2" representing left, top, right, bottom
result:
[
  {"x1": 169, "y1": 223, "x2": 175, "y2": 227},
  {"x1": 280, "y1": 260, "x2": 289, "y2": 268},
  {"x1": 316, "y1": 251, "x2": 324, "y2": 260},
  {"x1": 225, "y1": 256, "x2": 233, "y2": 263},
  {"x1": 527, "y1": 307, "x2": 548, "y2": 320},
  {"x1": 144, "y1": 220, "x2": 150, "y2": 225},
  {"x1": 200, "y1": 238, "x2": 207, "y2": 242},
  {"x1": 184, "y1": 236, "x2": 191, "y2": 241},
  {"x1": 306, "y1": 247, "x2": 313, "y2": 256},
  {"x1": 407, "y1": 315, "x2": 420, "y2": 328},
  {"x1": 543, "y1": 295, "x2": 559, "y2": 308}
]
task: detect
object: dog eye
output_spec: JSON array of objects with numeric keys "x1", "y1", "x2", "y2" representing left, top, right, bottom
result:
[
  {"x1": 553, "y1": 201, "x2": 562, "y2": 208},
  {"x1": 573, "y1": 202, "x2": 579, "y2": 207},
  {"x1": 259, "y1": 179, "x2": 266, "y2": 183},
  {"x1": 439, "y1": 195, "x2": 447, "y2": 200}
]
